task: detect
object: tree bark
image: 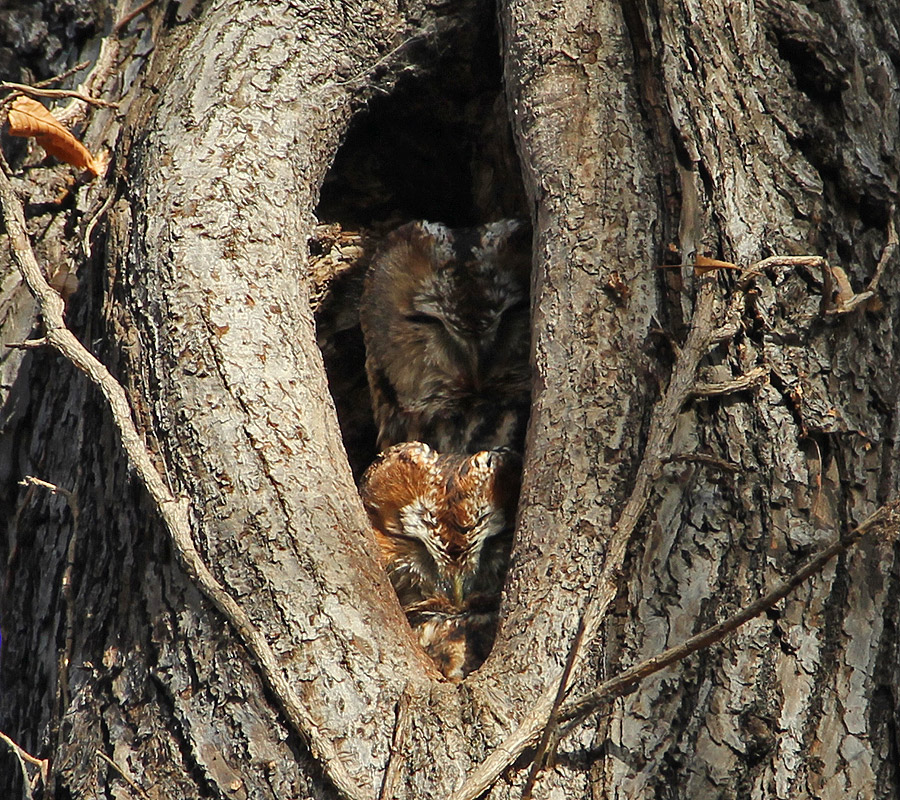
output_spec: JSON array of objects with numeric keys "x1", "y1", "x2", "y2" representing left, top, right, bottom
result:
[{"x1": 2, "y1": 0, "x2": 898, "y2": 799}]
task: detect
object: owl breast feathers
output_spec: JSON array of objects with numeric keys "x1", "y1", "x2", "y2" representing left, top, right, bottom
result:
[
  {"x1": 359, "y1": 220, "x2": 531, "y2": 454},
  {"x1": 359, "y1": 442, "x2": 522, "y2": 681}
]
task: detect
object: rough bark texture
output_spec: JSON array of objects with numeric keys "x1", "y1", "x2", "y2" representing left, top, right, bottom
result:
[
  {"x1": 1, "y1": 0, "x2": 899, "y2": 799},
  {"x1": 584, "y1": 4, "x2": 900, "y2": 798}
]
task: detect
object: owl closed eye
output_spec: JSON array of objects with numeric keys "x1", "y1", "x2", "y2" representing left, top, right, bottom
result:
[
  {"x1": 359, "y1": 441, "x2": 522, "y2": 681},
  {"x1": 359, "y1": 220, "x2": 532, "y2": 455}
]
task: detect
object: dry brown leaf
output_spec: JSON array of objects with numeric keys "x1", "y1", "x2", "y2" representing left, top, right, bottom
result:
[
  {"x1": 694, "y1": 255, "x2": 740, "y2": 274},
  {"x1": 7, "y1": 96, "x2": 99, "y2": 176},
  {"x1": 829, "y1": 264, "x2": 855, "y2": 307}
]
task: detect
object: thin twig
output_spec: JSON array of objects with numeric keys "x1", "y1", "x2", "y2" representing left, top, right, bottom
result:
[
  {"x1": 56, "y1": 35, "x2": 122, "y2": 129},
  {"x1": 20, "y1": 475, "x2": 73, "y2": 499},
  {"x1": 865, "y1": 209, "x2": 897, "y2": 295},
  {"x1": 0, "y1": 731, "x2": 48, "y2": 800},
  {"x1": 521, "y1": 613, "x2": 587, "y2": 800},
  {"x1": 0, "y1": 732, "x2": 46, "y2": 770},
  {"x1": 96, "y1": 750, "x2": 152, "y2": 800},
  {"x1": 692, "y1": 366, "x2": 768, "y2": 397},
  {"x1": 557, "y1": 500, "x2": 898, "y2": 733},
  {"x1": 453, "y1": 238, "x2": 868, "y2": 798},
  {"x1": 0, "y1": 163, "x2": 367, "y2": 800},
  {"x1": 744, "y1": 248, "x2": 894, "y2": 317},
  {"x1": 34, "y1": 61, "x2": 92, "y2": 89},
  {"x1": 82, "y1": 187, "x2": 118, "y2": 260},
  {"x1": 316, "y1": 24, "x2": 439, "y2": 95},
  {"x1": 0, "y1": 82, "x2": 118, "y2": 108},
  {"x1": 113, "y1": 0, "x2": 159, "y2": 33},
  {"x1": 751, "y1": 254, "x2": 827, "y2": 273},
  {"x1": 663, "y1": 452, "x2": 740, "y2": 473}
]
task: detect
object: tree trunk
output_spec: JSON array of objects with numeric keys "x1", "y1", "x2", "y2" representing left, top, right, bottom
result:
[{"x1": 2, "y1": 0, "x2": 898, "y2": 799}]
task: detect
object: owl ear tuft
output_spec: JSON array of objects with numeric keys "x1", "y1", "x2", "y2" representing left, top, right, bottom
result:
[
  {"x1": 487, "y1": 219, "x2": 532, "y2": 283},
  {"x1": 385, "y1": 221, "x2": 452, "y2": 281},
  {"x1": 359, "y1": 441, "x2": 440, "y2": 516}
]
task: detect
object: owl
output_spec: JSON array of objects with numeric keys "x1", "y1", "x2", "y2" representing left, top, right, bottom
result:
[
  {"x1": 359, "y1": 442, "x2": 522, "y2": 681},
  {"x1": 359, "y1": 220, "x2": 531, "y2": 454}
]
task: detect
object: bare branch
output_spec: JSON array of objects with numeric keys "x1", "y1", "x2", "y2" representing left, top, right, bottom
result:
[
  {"x1": 453, "y1": 235, "x2": 891, "y2": 798},
  {"x1": 750, "y1": 254, "x2": 828, "y2": 273},
  {"x1": 96, "y1": 750, "x2": 152, "y2": 800},
  {"x1": 521, "y1": 613, "x2": 587, "y2": 800},
  {"x1": 114, "y1": 0, "x2": 159, "y2": 33},
  {"x1": 692, "y1": 366, "x2": 768, "y2": 397},
  {"x1": 0, "y1": 82, "x2": 118, "y2": 109},
  {"x1": 56, "y1": 35, "x2": 124, "y2": 129},
  {"x1": 558, "y1": 500, "x2": 899, "y2": 733},
  {"x1": 33, "y1": 61, "x2": 92, "y2": 90},
  {"x1": 81, "y1": 188, "x2": 118, "y2": 259},
  {"x1": 19, "y1": 474, "x2": 75, "y2": 501},
  {"x1": 0, "y1": 166, "x2": 367, "y2": 800},
  {"x1": 663, "y1": 452, "x2": 740, "y2": 473},
  {"x1": 744, "y1": 246, "x2": 895, "y2": 317},
  {"x1": 864, "y1": 209, "x2": 897, "y2": 295}
]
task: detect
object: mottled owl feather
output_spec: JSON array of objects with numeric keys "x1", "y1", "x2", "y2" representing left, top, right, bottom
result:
[
  {"x1": 359, "y1": 442, "x2": 521, "y2": 681},
  {"x1": 359, "y1": 220, "x2": 531, "y2": 454}
]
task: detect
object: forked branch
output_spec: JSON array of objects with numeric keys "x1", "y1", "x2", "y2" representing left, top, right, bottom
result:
[
  {"x1": 0, "y1": 166, "x2": 367, "y2": 800},
  {"x1": 453, "y1": 230, "x2": 898, "y2": 800},
  {"x1": 450, "y1": 277, "x2": 724, "y2": 800}
]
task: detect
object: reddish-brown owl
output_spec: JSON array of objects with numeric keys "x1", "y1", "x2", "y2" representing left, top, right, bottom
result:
[
  {"x1": 359, "y1": 442, "x2": 522, "y2": 681},
  {"x1": 359, "y1": 220, "x2": 531, "y2": 454}
]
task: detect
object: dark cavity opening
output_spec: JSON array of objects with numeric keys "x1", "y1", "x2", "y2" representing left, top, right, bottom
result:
[{"x1": 313, "y1": 8, "x2": 529, "y2": 479}]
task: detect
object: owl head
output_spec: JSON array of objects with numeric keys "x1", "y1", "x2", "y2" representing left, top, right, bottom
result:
[
  {"x1": 359, "y1": 442, "x2": 522, "y2": 614},
  {"x1": 361, "y1": 220, "x2": 530, "y2": 391},
  {"x1": 359, "y1": 220, "x2": 532, "y2": 452},
  {"x1": 360, "y1": 441, "x2": 522, "y2": 679}
]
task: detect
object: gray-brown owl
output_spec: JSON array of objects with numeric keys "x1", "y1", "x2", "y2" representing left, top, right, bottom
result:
[
  {"x1": 359, "y1": 220, "x2": 531, "y2": 454},
  {"x1": 359, "y1": 442, "x2": 521, "y2": 681}
]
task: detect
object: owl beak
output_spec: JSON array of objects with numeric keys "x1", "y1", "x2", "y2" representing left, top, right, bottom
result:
[
  {"x1": 452, "y1": 573, "x2": 465, "y2": 606},
  {"x1": 463, "y1": 340, "x2": 481, "y2": 387}
]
